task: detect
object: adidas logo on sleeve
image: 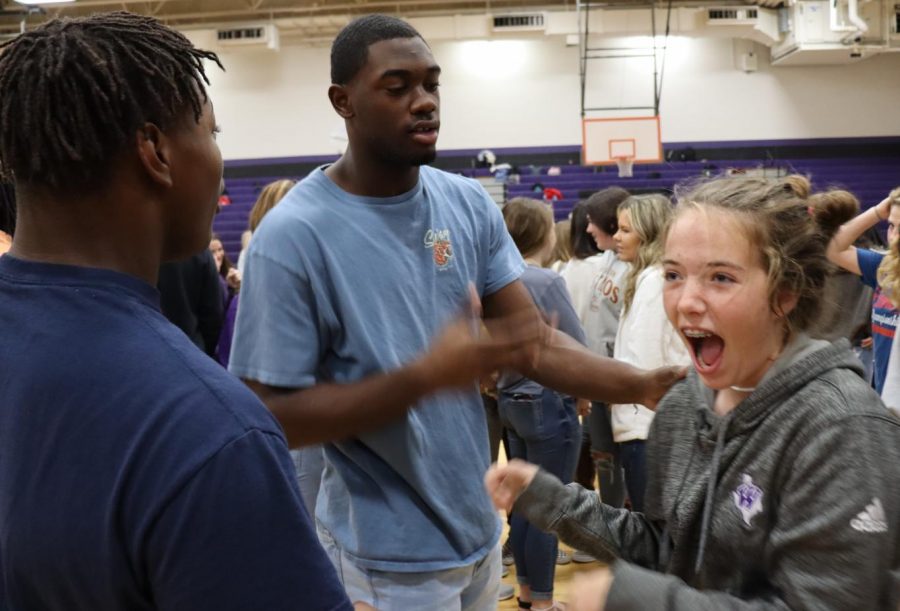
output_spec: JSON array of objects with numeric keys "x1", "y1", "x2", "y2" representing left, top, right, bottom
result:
[{"x1": 850, "y1": 498, "x2": 888, "y2": 533}]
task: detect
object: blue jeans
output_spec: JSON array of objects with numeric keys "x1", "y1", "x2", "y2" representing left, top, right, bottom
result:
[
  {"x1": 499, "y1": 388, "x2": 580, "y2": 600},
  {"x1": 619, "y1": 440, "x2": 647, "y2": 513},
  {"x1": 588, "y1": 403, "x2": 625, "y2": 508},
  {"x1": 316, "y1": 522, "x2": 501, "y2": 610}
]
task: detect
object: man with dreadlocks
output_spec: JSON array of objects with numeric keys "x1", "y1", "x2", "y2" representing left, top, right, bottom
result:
[{"x1": 0, "y1": 12, "x2": 353, "y2": 611}]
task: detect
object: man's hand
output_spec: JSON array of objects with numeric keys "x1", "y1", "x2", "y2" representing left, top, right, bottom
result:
[
  {"x1": 569, "y1": 567, "x2": 615, "y2": 611},
  {"x1": 576, "y1": 398, "x2": 591, "y2": 417},
  {"x1": 413, "y1": 284, "x2": 549, "y2": 392},
  {"x1": 479, "y1": 370, "x2": 499, "y2": 398},
  {"x1": 484, "y1": 459, "x2": 539, "y2": 512},
  {"x1": 640, "y1": 365, "x2": 687, "y2": 409},
  {"x1": 482, "y1": 297, "x2": 555, "y2": 375}
]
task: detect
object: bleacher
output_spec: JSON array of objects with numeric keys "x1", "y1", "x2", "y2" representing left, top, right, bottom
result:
[{"x1": 214, "y1": 156, "x2": 899, "y2": 262}]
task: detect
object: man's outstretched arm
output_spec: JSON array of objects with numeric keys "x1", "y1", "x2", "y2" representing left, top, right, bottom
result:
[{"x1": 483, "y1": 280, "x2": 684, "y2": 408}]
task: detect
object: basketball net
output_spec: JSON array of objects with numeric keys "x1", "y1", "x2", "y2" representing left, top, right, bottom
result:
[{"x1": 614, "y1": 155, "x2": 634, "y2": 178}]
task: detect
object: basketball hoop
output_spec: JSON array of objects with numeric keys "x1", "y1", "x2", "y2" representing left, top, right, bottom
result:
[{"x1": 614, "y1": 155, "x2": 634, "y2": 178}]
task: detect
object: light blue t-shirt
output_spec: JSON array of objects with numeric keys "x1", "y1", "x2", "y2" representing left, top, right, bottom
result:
[{"x1": 229, "y1": 165, "x2": 525, "y2": 572}]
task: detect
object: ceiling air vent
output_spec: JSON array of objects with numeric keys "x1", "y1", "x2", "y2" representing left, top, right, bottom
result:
[
  {"x1": 216, "y1": 24, "x2": 280, "y2": 50},
  {"x1": 707, "y1": 7, "x2": 759, "y2": 24},
  {"x1": 492, "y1": 13, "x2": 546, "y2": 31}
]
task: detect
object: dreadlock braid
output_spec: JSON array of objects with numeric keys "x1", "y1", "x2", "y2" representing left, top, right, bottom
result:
[{"x1": 0, "y1": 11, "x2": 223, "y2": 192}]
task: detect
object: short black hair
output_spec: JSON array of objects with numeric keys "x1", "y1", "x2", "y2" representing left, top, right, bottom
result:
[
  {"x1": 0, "y1": 11, "x2": 223, "y2": 193},
  {"x1": 330, "y1": 14, "x2": 423, "y2": 84},
  {"x1": 0, "y1": 182, "x2": 15, "y2": 236}
]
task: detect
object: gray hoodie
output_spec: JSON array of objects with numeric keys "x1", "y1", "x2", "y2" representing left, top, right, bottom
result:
[{"x1": 514, "y1": 339, "x2": 900, "y2": 609}]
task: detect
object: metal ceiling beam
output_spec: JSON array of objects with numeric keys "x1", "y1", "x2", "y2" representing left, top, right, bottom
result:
[
  {"x1": 97, "y1": 0, "x2": 564, "y2": 22},
  {"x1": 45, "y1": 0, "x2": 190, "y2": 7},
  {"x1": 0, "y1": 0, "x2": 772, "y2": 34}
]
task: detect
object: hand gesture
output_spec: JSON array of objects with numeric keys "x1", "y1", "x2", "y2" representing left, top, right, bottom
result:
[
  {"x1": 416, "y1": 285, "x2": 549, "y2": 391},
  {"x1": 569, "y1": 567, "x2": 615, "y2": 611},
  {"x1": 479, "y1": 370, "x2": 499, "y2": 398},
  {"x1": 484, "y1": 459, "x2": 539, "y2": 512},
  {"x1": 576, "y1": 398, "x2": 592, "y2": 417},
  {"x1": 640, "y1": 365, "x2": 687, "y2": 409},
  {"x1": 481, "y1": 301, "x2": 555, "y2": 376}
]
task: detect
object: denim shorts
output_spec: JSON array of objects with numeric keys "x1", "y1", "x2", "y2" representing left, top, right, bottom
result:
[{"x1": 316, "y1": 522, "x2": 501, "y2": 611}]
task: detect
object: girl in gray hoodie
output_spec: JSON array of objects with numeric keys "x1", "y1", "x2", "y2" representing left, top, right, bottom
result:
[{"x1": 486, "y1": 175, "x2": 900, "y2": 611}]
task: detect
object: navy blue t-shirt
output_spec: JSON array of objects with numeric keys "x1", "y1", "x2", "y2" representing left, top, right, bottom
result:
[{"x1": 0, "y1": 256, "x2": 351, "y2": 611}]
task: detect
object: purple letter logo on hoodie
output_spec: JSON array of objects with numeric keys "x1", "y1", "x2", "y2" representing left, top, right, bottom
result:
[{"x1": 733, "y1": 474, "x2": 763, "y2": 527}]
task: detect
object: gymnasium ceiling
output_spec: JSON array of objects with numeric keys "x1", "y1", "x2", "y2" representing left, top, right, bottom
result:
[{"x1": 0, "y1": 0, "x2": 768, "y2": 36}]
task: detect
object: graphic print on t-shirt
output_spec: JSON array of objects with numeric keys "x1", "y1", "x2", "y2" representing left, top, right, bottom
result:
[
  {"x1": 589, "y1": 270, "x2": 620, "y2": 310},
  {"x1": 872, "y1": 290, "x2": 898, "y2": 340},
  {"x1": 424, "y1": 228, "x2": 454, "y2": 270}
]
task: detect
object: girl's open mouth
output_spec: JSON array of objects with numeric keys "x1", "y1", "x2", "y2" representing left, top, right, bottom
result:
[{"x1": 683, "y1": 329, "x2": 724, "y2": 372}]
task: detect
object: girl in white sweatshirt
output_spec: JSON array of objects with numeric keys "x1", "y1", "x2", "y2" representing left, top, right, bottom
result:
[{"x1": 611, "y1": 195, "x2": 690, "y2": 512}]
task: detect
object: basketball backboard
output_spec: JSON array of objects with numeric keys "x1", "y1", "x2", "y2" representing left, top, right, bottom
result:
[{"x1": 582, "y1": 116, "x2": 662, "y2": 165}]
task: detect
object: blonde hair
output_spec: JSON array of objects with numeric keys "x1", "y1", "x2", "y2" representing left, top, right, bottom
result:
[
  {"x1": 619, "y1": 194, "x2": 674, "y2": 314},
  {"x1": 248, "y1": 179, "x2": 296, "y2": 233},
  {"x1": 876, "y1": 187, "x2": 900, "y2": 307},
  {"x1": 549, "y1": 219, "x2": 572, "y2": 267},
  {"x1": 503, "y1": 197, "x2": 554, "y2": 259},
  {"x1": 672, "y1": 174, "x2": 839, "y2": 333}
]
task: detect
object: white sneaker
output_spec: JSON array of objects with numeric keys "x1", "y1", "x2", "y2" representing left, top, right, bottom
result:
[
  {"x1": 571, "y1": 550, "x2": 596, "y2": 563},
  {"x1": 556, "y1": 549, "x2": 572, "y2": 565},
  {"x1": 498, "y1": 583, "x2": 515, "y2": 601}
]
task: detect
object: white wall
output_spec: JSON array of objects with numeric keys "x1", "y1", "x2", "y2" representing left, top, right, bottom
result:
[
  {"x1": 655, "y1": 37, "x2": 900, "y2": 143},
  {"x1": 187, "y1": 29, "x2": 900, "y2": 161}
]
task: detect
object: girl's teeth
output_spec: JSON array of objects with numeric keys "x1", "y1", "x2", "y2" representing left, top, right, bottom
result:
[{"x1": 684, "y1": 330, "x2": 711, "y2": 338}]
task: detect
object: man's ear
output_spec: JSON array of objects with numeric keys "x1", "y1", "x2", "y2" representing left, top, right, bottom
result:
[
  {"x1": 135, "y1": 123, "x2": 173, "y2": 188},
  {"x1": 328, "y1": 84, "x2": 353, "y2": 119}
]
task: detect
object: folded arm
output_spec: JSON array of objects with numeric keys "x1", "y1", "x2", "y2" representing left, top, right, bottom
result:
[
  {"x1": 242, "y1": 280, "x2": 552, "y2": 447},
  {"x1": 244, "y1": 367, "x2": 434, "y2": 447},
  {"x1": 826, "y1": 195, "x2": 892, "y2": 275}
]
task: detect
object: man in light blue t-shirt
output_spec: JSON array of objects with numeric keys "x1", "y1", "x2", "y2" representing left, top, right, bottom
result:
[{"x1": 230, "y1": 14, "x2": 683, "y2": 610}]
